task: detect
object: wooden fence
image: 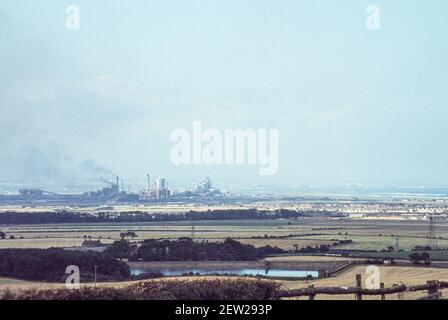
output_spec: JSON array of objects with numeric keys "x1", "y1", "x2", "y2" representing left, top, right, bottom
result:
[{"x1": 279, "y1": 274, "x2": 447, "y2": 300}]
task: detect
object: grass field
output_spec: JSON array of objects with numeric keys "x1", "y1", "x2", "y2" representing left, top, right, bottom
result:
[
  {"x1": 2, "y1": 265, "x2": 446, "y2": 300},
  {"x1": 299, "y1": 234, "x2": 448, "y2": 251},
  {"x1": 281, "y1": 265, "x2": 448, "y2": 300},
  {"x1": 265, "y1": 255, "x2": 363, "y2": 262},
  {"x1": 1, "y1": 218, "x2": 448, "y2": 253},
  {"x1": 2, "y1": 216, "x2": 448, "y2": 300},
  {"x1": 0, "y1": 277, "x2": 33, "y2": 286}
]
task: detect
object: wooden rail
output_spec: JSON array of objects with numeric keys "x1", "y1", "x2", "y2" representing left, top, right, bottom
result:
[{"x1": 279, "y1": 275, "x2": 447, "y2": 300}]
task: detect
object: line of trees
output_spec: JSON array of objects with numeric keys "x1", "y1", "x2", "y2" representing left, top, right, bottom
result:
[
  {"x1": 105, "y1": 238, "x2": 285, "y2": 261},
  {"x1": 0, "y1": 209, "x2": 307, "y2": 225},
  {"x1": 295, "y1": 239, "x2": 353, "y2": 253},
  {"x1": 0, "y1": 248, "x2": 130, "y2": 281}
]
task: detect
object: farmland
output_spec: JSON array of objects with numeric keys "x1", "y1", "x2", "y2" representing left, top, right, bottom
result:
[
  {"x1": 1, "y1": 265, "x2": 447, "y2": 300},
  {"x1": 1, "y1": 204, "x2": 448, "y2": 300},
  {"x1": 281, "y1": 265, "x2": 448, "y2": 300},
  {"x1": 1, "y1": 218, "x2": 448, "y2": 253}
]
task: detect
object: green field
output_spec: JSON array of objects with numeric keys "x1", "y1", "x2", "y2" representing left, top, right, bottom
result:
[
  {"x1": 1, "y1": 216, "x2": 448, "y2": 300},
  {"x1": 1, "y1": 218, "x2": 447, "y2": 254},
  {"x1": 296, "y1": 234, "x2": 448, "y2": 251}
]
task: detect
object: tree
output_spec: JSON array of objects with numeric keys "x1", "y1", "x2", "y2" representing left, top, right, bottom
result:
[
  {"x1": 120, "y1": 231, "x2": 137, "y2": 240},
  {"x1": 126, "y1": 231, "x2": 137, "y2": 239},
  {"x1": 0, "y1": 248, "x2": 130, "y2": 281},
  {"x1": 104, "y1": 240, "x2": 133, "y2": 259},
  {"x1": 409, "y1": 252, "x2": 431, "y2": 265},
  {"x1": 421, "y1": 252, "x2": 431, "y2": 265}
]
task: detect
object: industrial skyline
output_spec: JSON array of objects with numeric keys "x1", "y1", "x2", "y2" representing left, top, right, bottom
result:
[
  {"x1": 1, "y1": 1, "x2": 448, "y2": 186},
  {"x1": 1, "y1": 174, "x2": 225, "y2": 205}
]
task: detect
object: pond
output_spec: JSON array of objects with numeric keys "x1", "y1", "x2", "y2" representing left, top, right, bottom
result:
[{"x1": 131, "y1": 268, "x2": 318, "y2": 278}]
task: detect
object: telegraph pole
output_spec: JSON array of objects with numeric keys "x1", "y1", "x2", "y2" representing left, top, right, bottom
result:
[
  {"x1": 428, "y1": 214, "x2": 438, "y2": 249},
  {"x1": 94, "y1": 265, "x2": 98, "y2": 287}
]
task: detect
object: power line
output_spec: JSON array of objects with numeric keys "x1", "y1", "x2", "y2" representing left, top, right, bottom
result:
[{"x1": 428, "y1": 214, "x2": 438, "y2": 249}]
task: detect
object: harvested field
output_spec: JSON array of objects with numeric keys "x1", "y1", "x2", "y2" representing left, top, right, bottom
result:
[
  {"x1": 2, "y1": 219, "x2": 448, "y2": 253},
  {"x1": 281, "y1": 265, "x2": 448, "y2": 300}
]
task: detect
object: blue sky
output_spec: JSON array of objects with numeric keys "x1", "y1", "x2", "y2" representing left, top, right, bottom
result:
[{"x1": 1, "y1": 1, "x2": 448, "y2": 187}]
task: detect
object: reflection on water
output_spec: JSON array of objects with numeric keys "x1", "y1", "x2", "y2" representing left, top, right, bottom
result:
[{"x1": 131, "y1": 268, "x2": 318, "y2": 278}]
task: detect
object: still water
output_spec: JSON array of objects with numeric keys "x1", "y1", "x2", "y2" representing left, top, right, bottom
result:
[{"x1": 131, "y1": 268, "x2": 318, "y2": 278}]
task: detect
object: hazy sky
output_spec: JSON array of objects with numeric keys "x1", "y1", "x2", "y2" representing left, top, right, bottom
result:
[{"x1": 1, "y1": 0, "x2": 447, "y2": 187}]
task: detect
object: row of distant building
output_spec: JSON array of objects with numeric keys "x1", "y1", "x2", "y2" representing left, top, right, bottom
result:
[
  {"x1": 17, "y1": 176, "x2": 221, "y2": 202},
  {"x1": 84, "y1": 174, "x2": 221, "y2": 200}
]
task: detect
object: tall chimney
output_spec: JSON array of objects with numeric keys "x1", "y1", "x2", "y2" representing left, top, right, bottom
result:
[
  {"x1": 116, "y1": 176, "x2": 119, "y2": 192},
  {"x1": 147, "y1": 174, "x2": 151, "y2": 191}
]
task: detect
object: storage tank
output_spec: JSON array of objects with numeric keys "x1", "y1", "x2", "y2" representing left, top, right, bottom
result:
[{"x1": 155, "y1": 177, "x2": 166, "y2": 190}]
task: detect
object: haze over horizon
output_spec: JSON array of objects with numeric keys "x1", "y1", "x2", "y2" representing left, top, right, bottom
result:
[{"x1": 1, "y1": 1, "x2": 448, "y2": 188}]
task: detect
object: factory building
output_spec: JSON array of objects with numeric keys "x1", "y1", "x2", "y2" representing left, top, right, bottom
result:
[
  {"x1": 155, "y1": 178, "x2": 166, "y2": 191},
  {"x1": 195, "y1": 177, "x2": 221, "y2": 196},
  {"x1": 11, "y1": 174, "x2": 219, "y2": 204},
  {"x1": 155, "y1": 177, "x2": 170, "y2": 199},
  {"x1": 82, "y1": 176, "x2": 139, "y2": 202},
  {"x1": 19, "y1": 188, "x2": 44, "y2": 198},
  {"x1": 140, "y1": 174, "x2": 171, "y2": 200}
]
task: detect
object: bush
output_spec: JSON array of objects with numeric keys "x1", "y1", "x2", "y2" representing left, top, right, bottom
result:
[
  {"x1": 1, "y1": 278, "x2": 281, "y2": 300},
  {"x1": 104, "y1": 240, "x2": 135, "y2": 259},
  {"x1": 409, "y1": 252, "x2": 431, "y2": 265}
]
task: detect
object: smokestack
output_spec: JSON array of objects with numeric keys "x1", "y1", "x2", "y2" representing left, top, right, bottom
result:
[
  {"x1": 147, "y1": 174, "x2": 150, "y2": 191},
  {"x1": 116, "y1": 176, "x2": 119, "y2": 192},
  {"x1": 121, "y1": 179, "x2": 124, "y2": 193}
]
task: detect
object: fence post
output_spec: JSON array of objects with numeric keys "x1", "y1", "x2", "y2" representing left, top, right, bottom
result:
[
  {"x1": 380, "y1": 282, "x2": 385, "y2": 300},
  {"x1": 395, "y1": 283, "x2": 405, "y2": 300},
  {"x1": 355, "y1": 274, "x2": 362, "y2": 300},
  {"x1": 308, "y1": 284, "x2": 315, "y2": 300},
  {"x1": 427, "y1": 280, "x2": 439, "y2": 300}
]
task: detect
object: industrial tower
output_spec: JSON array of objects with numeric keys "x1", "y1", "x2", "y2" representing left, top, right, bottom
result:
[{"x1": 428, "y1": 213, "x2": 438, "y2": 249}]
